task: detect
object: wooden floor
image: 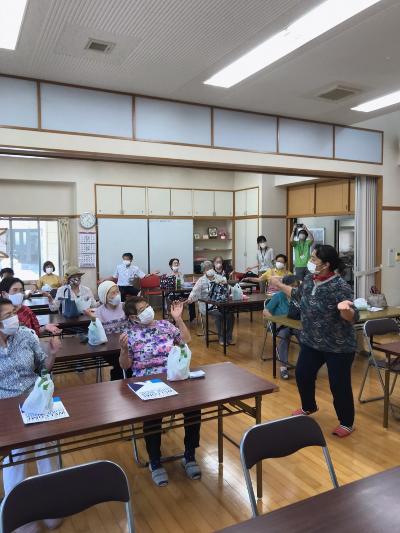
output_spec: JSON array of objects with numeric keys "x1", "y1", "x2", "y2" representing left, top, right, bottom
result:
[{"x1": 2, "y1": 312, "x2": 400, "y2": 532}]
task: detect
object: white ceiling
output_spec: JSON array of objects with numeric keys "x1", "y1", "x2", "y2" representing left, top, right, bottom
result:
[{"x1": 0, "y1": 0, "x2": 400, "y2": 124}]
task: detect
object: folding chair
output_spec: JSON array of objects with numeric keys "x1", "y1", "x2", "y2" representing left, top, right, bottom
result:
[
  {"x1": 358, "y1": 318, "x2": 400, "y2": 418},
  {"x1": 0, "y1": 461, "x2": 135, "y2": 533},
  {"x1": 240, "y1": 415, "x2": 338, "y2": 517},
  {"x1": 139, "y1": 275, "x2": 161, "y2": 305}
]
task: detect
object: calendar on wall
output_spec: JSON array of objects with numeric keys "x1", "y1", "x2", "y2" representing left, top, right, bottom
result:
[{"x1": 78, "y1": 232, "x2": 96, "y2": 268}]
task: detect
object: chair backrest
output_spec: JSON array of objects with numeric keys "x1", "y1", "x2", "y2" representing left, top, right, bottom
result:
[
  {"x1": 240, "y1": 416, "x2": 338, "y2": 517},
  {"x1": 240, "y1": 415, "x2": 326, "y2": 469},
  {"x1": 140, "y1": 274, "x2": 160, "y2": 290},
  {"x1": 231, "y1": 271, "x2": 245, "y2": 281},
  {"x1": 364, "y1": 318, "x2": 399, "y2": 338},
  {"x1": 0, "y1": 461, "x2": 133, "y2": 533}
]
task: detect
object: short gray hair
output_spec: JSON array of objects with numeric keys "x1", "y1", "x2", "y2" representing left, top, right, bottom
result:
[{"x1": 202, "y1": 260, "x2": 213, "y2": 273}]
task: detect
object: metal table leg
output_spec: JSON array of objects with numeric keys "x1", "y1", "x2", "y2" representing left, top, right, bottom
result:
[
  {"x1": 272, "y1": 322, "x2": 277, "y2": 378},
  {"x1": 205, "y1": 304, "x2": 210, "y2": 347},
  {"x1": 255, "y1": 395, "x2": 263, "y2": 498},
  {"x1": 223, "y1": 306, "x2": 227, "y2": 356},
  {"x1": 218, "y1": 404, "x2": 223, "y2": 464},
  {"x1": 384, "y1": 353, "x2": 391, "y2": 428}
]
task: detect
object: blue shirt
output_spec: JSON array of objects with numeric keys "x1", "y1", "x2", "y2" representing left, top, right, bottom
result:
[{"x1": 265, "y1": 291, "x2": 289, "y2": 316}]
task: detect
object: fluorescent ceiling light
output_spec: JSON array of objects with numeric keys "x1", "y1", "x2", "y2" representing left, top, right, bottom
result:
[
  {"x1": 351, "y1": 90, "x2": 400, "y2": 112},
  {"x1": 0, "y1": 0, "x2": 28, "y2": 50},
  {"x1": 204, "y1": 0, "x2": 382, "y2": 88}
]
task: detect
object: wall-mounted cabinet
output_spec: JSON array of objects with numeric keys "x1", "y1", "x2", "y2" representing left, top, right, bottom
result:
[
  {"x1": 235, "y1": 188, "x2": 259, "y2": 216},
  {"x1": 193, "y1": 190, "x2": 233, "y2": 217},
  {"x1": 171, "y1": 188, "x2": 193, "y2": 216},
  {"x1": 96, "y1": 185, "x2": 146, "y2": 215},
  {"x1": 349, "y1": 180, "x2": 355, "y2": 213},
  {"x1": 234, "y1": 218, "x2": 259, "y2": 273},
  {"x1": 287, "y1": 184, "x2": 315, "y2": 217},
  {"x1": 147, "y1": 188, "x2": 171, "y2": 216},
  {"x1": 315, "y1": 180, "x2": 350, "y2": 215}
]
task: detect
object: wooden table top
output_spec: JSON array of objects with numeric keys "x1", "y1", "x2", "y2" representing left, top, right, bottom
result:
[
  {"x1": 0, "y1": 362, "x2": 278, "y2": 453},
  {"x1": 40, "y1": 333, "x2": 121, "y2": 362},
  {"x1": 217, "y1": 466, "x2": 400, "y2": 533},
  {"x1": 200, "y1": 293, "x2": 266, "y2": 308},
  {"x1": 37, "y1": 314, "x2": 90, "y2": 329}
]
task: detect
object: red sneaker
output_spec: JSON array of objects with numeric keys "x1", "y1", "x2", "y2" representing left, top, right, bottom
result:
[
  {"x1": 292, "y1": 407, "x2": 319, "y2": 416},
  {"x1": 332, "y1": 425, "x2": 354, "y2": 438}
]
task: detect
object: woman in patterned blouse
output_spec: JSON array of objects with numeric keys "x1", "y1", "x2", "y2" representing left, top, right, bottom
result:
[
  {"x1": 271, "y1": 245, "x2": 358, "y2": 439},
  {"x1": 119, "y1": 296, "x2": 201, "y2": 487}
]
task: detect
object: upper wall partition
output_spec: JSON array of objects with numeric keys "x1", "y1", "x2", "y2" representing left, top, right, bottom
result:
[{"x1": 0, "y1": 74, "x2": 383, "y2": 164}]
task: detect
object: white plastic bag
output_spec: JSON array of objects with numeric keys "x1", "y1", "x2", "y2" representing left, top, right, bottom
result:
[
  {"x1": 354, "y1": 298, "x2": 368, "y2": 310},
  {"x1": 231, "y1": 283, "x2": 243, "y2": 301},
  {"x1": 41, "y1": 283, "x2": 52, "y2": 292},
  {"x1": 167, "y1": 344, "x2": 192, "y2": 381},
  {"x1": 22, "y1": 374, "x2": 54, "y2": 415},
  {"x1": 75, "y1": 297, "x2": 91, "y2": 314},
  {"x1": 88, "y1": 318, "x2": 108, "y2": 346}
]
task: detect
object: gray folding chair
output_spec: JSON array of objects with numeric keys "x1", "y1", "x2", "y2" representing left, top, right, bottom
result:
[
  {"x1": 240, "y1": 415, "x2": 339, "y2": 517},
  {"x1": 0, "y1": 460, "x2": 135, "y2": 533},
  {"x1": 358, "y1": 318, "x2": 400, "y2": 418}
]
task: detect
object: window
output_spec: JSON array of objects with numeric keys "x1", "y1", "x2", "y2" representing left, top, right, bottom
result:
[{"x1": 0, "y1": 217, "x2": 59, "y2": 280}]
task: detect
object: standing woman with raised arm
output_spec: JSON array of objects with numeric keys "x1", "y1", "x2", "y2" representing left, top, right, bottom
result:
[
  {"x1": 246, "y1": 235, "x2": 274, "y2": 294},
  {"x1": 270, "y1": 244, "x2": 358, "y2": 438}
]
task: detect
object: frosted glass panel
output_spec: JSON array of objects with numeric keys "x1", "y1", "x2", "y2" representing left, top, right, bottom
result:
[
  {"x1": 135, "y1": 97, "x2": 211, "y2": 145},
  {"x1": 279, "y1": 118, "x2": 333, "y2": 158},
  {"x1": 0, "y1": 76, "x2": 37, "y2": 127},
  {"x1": 335, "y1": 126, "x2": 382, "y2": 163},
  {"x1": 41, "y1": 83, "x2": 132, "y2": 137},
  {"x1": 214, "y1": 108, "x2": 277, "y2": 152}
]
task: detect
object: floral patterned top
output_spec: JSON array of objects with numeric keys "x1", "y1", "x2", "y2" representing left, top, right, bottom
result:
[{"x1": 126, "y1": 319, "x2": 182, "y2": 377}]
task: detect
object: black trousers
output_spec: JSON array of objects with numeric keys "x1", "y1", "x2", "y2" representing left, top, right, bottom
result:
[
  {"x1": 295, "y1": 343, "x2": 355, "y2": 427},
  {"x1": 119, "y1": 285, "x2": 139, "y2": 302},
  {"x1": 144, "y1": 410, "x2": 201, "y2": 462}
]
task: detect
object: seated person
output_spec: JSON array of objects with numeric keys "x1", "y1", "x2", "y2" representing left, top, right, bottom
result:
[
  {"x1": 36, "y1": 261, "x2": 62, "y2": 292},
  {"x1": 263, "y1": 275, "x2": 300, "y2": 380},
  {"x1": 0, "y1": 267, "x2": 14, "y2": 280},
  {"x1": 168, "y1": 258, "x2": 196, "y2": 322},
  {"x1": 49, "y1": 266, "x2": 97, "y2": 314},
  {"x1": 0, "y1": 296, "x2": 61, "y2": 531},
  {"x1": 0, "y1": 277, "x2": 60, "y2": 336},
  {"x1": 86, "y1": 280, "x2": 128, "y2": 381},
  {"x1": 244, "y1": 254, "x2": 292, "y2": 297},
  {"x1": 119, "y1": 297, "x2": 200, "y2": 487},
  {"x1": 187, "y1": 260, "x2": 235, "y2": 346},
  {"x1": 213, "y1": 255, "x2": 229, "y2": 278}
]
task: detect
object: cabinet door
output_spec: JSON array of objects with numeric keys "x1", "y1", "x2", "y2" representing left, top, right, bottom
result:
[
  {"x1": 246, "y1": 188, "x2": 259, "y2": 216},
  {"x1": 96, "y1": 185, "x2": 121, "y2": 215},
  {"x1": 315, "y1": 181, "x2": 349, "y2": 214},
  {"x1": 246, "y1": 218, "x2": 259, "y2": 260},
  {"x1": 170, "y1": 189, "x2": 193, "y2": 216},
  {"x1": 234, "y1": 190, "x2": 246, "y2": 216},
  {"x1": 121, "y1": 186, "x2": 146, "y2": 215},
  {"x1": 147, "y1": 188, "x2": 171, "y2": 216},
  {"x1": 215, "y1": 191, "x2": 233, "y2": 217},
  {"x1": 349, "y1": 180, "x2": 355, "y2": 213},
  {"x1": 287, "y1": 184, "x2": 315, "y2": 216},
  {"x1": 193, "y1": 190, "x2": 215, "y2": 216},
  {"x1": 234, "y1": 219, "x2": 247, "y2": 273}
]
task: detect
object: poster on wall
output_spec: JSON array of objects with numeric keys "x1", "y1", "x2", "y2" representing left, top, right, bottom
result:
[
  {"x1": 0, "y1": 228, "x2": 9, "y2": 259},
  {"x1": 78, "y1": 232, "x2": 96, "y2": 268},
  {"x1": 310, "y1": 228, "x2": 325, "y2": 247}
]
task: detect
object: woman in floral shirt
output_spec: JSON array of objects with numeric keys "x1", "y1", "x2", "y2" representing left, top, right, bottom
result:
[{"x1": 119, "y1": 296, "x2": 201, "y2": 487}]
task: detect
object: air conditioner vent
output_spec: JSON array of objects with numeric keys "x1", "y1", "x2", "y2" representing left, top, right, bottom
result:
[
  {"x1": 318, "y1": 85, "x2": 361, "y2": 101},
  {"x1": 85, "y1": 38, "x2": 115, "y2": 53}
]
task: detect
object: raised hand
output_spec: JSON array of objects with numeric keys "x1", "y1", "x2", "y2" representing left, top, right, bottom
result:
[
  {"x1": 170, "y1": 300, "x2": 184, "y2": 321},
  {"x1": 119, "y1": 332, "x2": 129, "y2": 351}
]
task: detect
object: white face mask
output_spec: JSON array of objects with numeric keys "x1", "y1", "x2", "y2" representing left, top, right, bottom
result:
[
  {"x1": 8, "y1": 293, "x2": 24, "y2": 306},
  {"x1": 307, "y1": 261, "x2": 317, "y2": 274},
  {"x1": 275, "y1": 262, "x2": 285, "y2": 270},
  {"x1": 45, "y1": 267, "x2": 54, "y2": 274},
  {"x1": 298, "y1": 234, "x2": 306, "y2": 241},
  {"x1": 205, "y1": 269, "x2": 215, "y2": 279},
  {"x1": 138, "y1": 306, "x2": 155, "y2": 325},
  {"x1": 172, "y1": 265, "x2": 179, "y2": 272},
  {"x1": 109, "y1": 294, "x2": 121, "y2": 306},
  {"x1": 215, "y1": 262, "x2": 223, "y2": 270},
  {"x1": 0, "y1": 314, "x2": 19, "y2": 336},
  {"x1": 123, "y1": 260, "x2": 131, "y2": 266},
  {"x1": 259, "y1": 243, "x2": 267, "y2": 249}
]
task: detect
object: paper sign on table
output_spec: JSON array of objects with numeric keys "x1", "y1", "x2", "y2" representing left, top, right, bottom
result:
[
  {"x1": 128, "y1": 379, "x2": 178, "y2": 401},
  {"x1": 19, "y1": 397, "x2": 70, "y2": 425}
]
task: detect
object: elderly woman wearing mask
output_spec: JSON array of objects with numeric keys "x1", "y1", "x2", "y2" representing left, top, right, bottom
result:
[
  {"x1": 48, "y1": 266, "x2": 97, "y2": 314},
  {"x1": 187, "y1": 260, "x2": 235, "y2": 346}
]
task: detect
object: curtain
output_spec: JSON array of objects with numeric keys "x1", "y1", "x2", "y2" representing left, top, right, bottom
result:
[
  {"x1": 58, "y1": 218, "x2": 71, "y2": 278},
  {"x1": 354, "y1": 176, "x2": 379, "y2": 298}
]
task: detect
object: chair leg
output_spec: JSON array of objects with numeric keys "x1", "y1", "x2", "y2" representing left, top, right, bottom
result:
[
  {"x1": 260, "y1": 327, "x2": 268, "y2": 361},
  {"x1": 323, "y1": 447, "x2": 339, "y2": 488},
  {"x1": 126, "y1": 501, "x2": 135, "y2": 533},
  {"x1": 358, "y1": 358, "x2": 386, "y2": 403},
  {"x1": 242, "y1": 466, "x2": 258, "y2": 517}
]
